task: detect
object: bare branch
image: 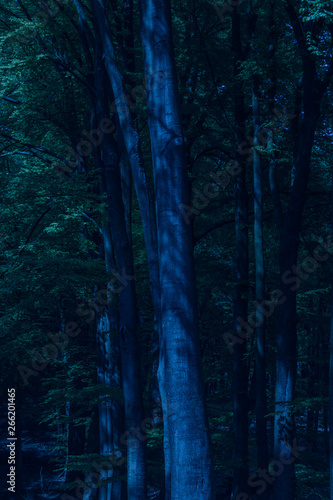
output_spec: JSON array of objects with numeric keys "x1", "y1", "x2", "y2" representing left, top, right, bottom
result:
[{"x1": 2, "y1": 96, "x2": 21, "y2": 104}]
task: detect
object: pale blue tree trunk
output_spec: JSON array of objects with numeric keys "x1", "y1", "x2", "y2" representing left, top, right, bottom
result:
[{"x1": 139, "y1": 0, "x2": 215, "y2": 497}]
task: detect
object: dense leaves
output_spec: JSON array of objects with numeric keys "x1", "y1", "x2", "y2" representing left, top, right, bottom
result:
[{"x1": 0, "y1": 0, "x2": 333, "y2": 499}]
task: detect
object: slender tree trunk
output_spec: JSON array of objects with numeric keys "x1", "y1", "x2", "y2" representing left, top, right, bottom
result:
[
  {"x1": 120, "y1": 146, "x2": 132, "y2": 246},
  {"x1": 65, "y1": 400, "x2": 86, "y2": 494},
  {"x1": 252, "y1": 75, "x2": 269, "y2": 484},
  {"x1": 96, "y1": 226, "x2": 123, "y2": 500},
  {"x1": 89, "y1": 0, "x2": 158, "y2": 295},
  {"x1": 274, "y1": 82, "x2": 319, "y2": 500},
  {"x1": 271, "y1": 5, "x2": 332, "y2": 496},
  {"x1": 104, "y1": 143, "x2": 146, "y2": 500},
  {"x1": 231, "y1": 7, "x2": 249, "y2": 498},
  {"x1": 139, "y1": 0, "x2": 214, "y2": 497},
  {"x1": 93, "y1": 41, "x2": 146, "y2": 497},
  {"x1": 87, "y1": 2, "x2": 167, "y2": 497},
  {"x1": 96, "y1": 302, "x2": 123, "y2": 500},
  {"x1": 267, "y1": 1, "x2": 282, "y2": 235},
  {"x1": 82, "y1": 44, "x2": 125, "y2": 500},
  {"x1": 64, "y1": 318, "x2": 87, "y2": 497}
]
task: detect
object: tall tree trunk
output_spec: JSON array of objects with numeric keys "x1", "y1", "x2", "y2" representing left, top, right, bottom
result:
[
  {"x1": 87, "y1": 2, "x2": 167, "y2": 497},
  {"x1": 267, "y1": 0, "x2": 282, "y2": 235},
  {"x1": 271, "y1": 3, "x2": 333, "y2": 496},
  {"x1": 96, "y1": 301, "x2": 123, "y2": 500},
  {"x1": 93, "y1": 40, "x2": 146, "y2": 497},
  {"x1": 273, "y1": 65, "x2": 320, "y2": 500},
  {"x1": 252, "y1": 74, "x2": 269, "y2": 484},
  {"x1": 65, "y1": 399, "x2": 86, "y2": 495},
  {"x1": 231, "y1": 7, "x2": 249, "y2": 498},
  {"x1": 96, "y1": 225, "x2": 123, "y2": 500},
  {"x1": 139, "y1": 0, "x2": 214, "y2": 498},
  {"x1": 103, "y1": 140, "x2": 146, "y2": 500},
  {"x1": 88, "y1": 0, "x2": 158, "y2": 296},
  {"x1": 82, "y1": 43, "x2": 125, "y2": 499}
]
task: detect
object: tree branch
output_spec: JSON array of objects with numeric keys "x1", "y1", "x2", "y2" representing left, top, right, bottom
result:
[
  {"x1": 0, "y1": 151, "x2": 52, "y2": 163},
  {"x1": 194, "y1": 219, "x2": 234, "y2": 244},
  {"x1": 2, "y1": 96, "x2": 21, "y2": 104},
  {"x1": 284, "y1": 0, "x2": 308, "y2": 62},
  {"x1": 80, "y1": 210, "x2": 103, "y2": 234},
  {"x1": 17, "y1": 0, "x2": 32, "y2": 21},
  {"x1": 0, "y1": 202, "x2": 55, "y2": 280}
]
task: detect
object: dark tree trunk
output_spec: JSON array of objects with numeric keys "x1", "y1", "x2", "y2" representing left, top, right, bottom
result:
[
  {"x1": 64, "y1": 318, "x2": 87, "y2": 497},
  {"x1": 81, "y1": 38, "x2": 125, "y2": 499},
  {"x1": 96, "y1": 304, "x2": 123, "y2": 500},
  {"x1": 93, "y1": 38, "x2": 146, "y2": 496},
  {"x1": 252, "y1": 74, "x2": 269, "y2": 483},
  {"x1": 139, "y1": 0, "x2": 214, "y2": 497},
  {"x1": 273, "y1": 60, "x2": 320, "y2": 500},
  {"x1": 267, "y1": 1, "x2": 282, "y2": 235},
  {"x1": 103, "y1": 140, "x2": 146, "y2": 500},
  {"x1": 87, "y1": 1, "x2": 166, "y2": 497},
  {"x1": 65, "y1": 400, "x2": 86, "y2": 496},
  {"x1": 271, "y1": 3, "x2": 333, "y2": 496},
  {"x1": 88, "y1": 0, "x2": 160, "y2": 316},
  {"x1": 231, "y1": 7, "x2": 249, "y2": 498}
]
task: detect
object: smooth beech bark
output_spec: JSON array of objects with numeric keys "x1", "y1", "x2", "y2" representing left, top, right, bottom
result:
[
  {"x1": 103, "y1": 142, "x2": 146, "y2": 500},
  {"x1": 89, "y1": 0, "x2": 160, "y2": 315},
  {"x1": 96, "y1": 303, "x2": 123, "y2": 500},
  {"x1": 139, "y1": 0, "x2": 214, "y2": 498},
  {"x1": 93, "y1": 38, "x2": 147, "y2": 499},
  {"x1": 81, "y1": 36, "x2": 124, "y2": 498},
  {"x1": 87, "y1": 2, "x2": 168, "y2": 496},
  {"x1": 96, "y1": 217, "x2": 123, "y2": 500}
]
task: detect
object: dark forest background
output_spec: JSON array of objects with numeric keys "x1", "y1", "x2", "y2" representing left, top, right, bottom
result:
[{"x1": 0, "y1": 0, "x2": 333, "y2": 499}]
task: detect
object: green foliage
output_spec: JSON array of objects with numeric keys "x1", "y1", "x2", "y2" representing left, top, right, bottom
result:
[{"x1": 0, "y1": 0, "x2": 332, "y2": 496}]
